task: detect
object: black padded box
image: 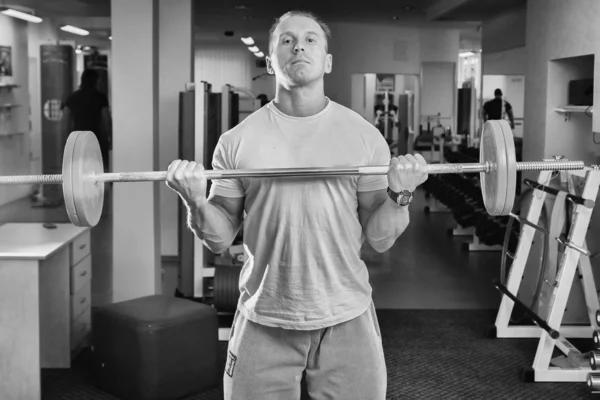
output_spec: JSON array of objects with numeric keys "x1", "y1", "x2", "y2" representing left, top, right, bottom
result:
[{"x1": 91, "y1": 295, "x2": 219, "y2": 400}]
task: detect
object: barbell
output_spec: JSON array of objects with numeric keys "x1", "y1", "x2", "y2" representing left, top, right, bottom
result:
[{"x1": 0, "y1": 120, "x2": 586, "y2": 227}]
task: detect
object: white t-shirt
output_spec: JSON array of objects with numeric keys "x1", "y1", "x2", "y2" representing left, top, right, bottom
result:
[{"x1": 209, "y1": 98, "x2": 391, "y2": 330}]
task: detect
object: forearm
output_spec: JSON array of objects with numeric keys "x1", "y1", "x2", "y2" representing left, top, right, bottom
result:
[
  {"x1": 187, "y1": 199, "x2": 239, "y2": 254},
  {"x1": 364, "y1": 197, "x2": 410, "y2": 253}
]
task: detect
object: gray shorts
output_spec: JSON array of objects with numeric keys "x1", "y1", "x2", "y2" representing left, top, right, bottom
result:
[{"x1": 223, "y1": 301, "x2": 387, "y2": 400}]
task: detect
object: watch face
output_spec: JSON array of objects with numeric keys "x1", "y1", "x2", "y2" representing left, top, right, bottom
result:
[{"x1": 398, "y1": 191, "x2": 413, "y2": 206}]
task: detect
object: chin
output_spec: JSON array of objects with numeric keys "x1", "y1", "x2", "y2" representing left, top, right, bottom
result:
[{"x1": 287, "y1": 72, "x2": 322, "y2": 87}]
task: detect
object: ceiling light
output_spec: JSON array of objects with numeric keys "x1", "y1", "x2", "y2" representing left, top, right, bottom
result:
[
  {"x1": 248, "y1": 46, "x2": 259, "y2": 53},
  {"x1": 60, "y1": 25, "x2": 89, "y2": 36},
  {"x1": 241, "y1": 37, "x2": 254, "y2": 45},
  {"x1": 1, "y1": 8, "x2": 42, "y2": 23},
  {"x1": 459, "y1": 51, "x2": 474, "y2": 57},
  {"x1": 109, "y1": 36, "x2": 112, "y2": 40},
  {"x1": 255, "y1": 52, "x2": 264, "y2": 58}
]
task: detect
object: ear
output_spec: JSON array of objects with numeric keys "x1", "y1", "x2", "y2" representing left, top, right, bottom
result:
[
  {"x1": 266, "y1": 56, "x2": 275, "y2": 74},
  {"x1": 325, "y1": 54, "x2": 333, "y2": 74}
]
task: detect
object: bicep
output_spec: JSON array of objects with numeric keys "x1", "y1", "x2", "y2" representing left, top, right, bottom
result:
[
  {"x1": 208, "y1": 193, "x2": 245, "y2": 229},
  {"x1": 357, "y1": 189, "x2": 388, "y2": 227}
]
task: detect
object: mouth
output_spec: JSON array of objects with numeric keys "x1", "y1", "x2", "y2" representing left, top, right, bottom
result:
[{"x1": 291, "y1": 59, "x2": 309, "y2": 65}]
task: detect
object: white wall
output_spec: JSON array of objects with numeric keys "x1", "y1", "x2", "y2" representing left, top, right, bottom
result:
[
  {"x1": 324, "y1": 23, "x2": 460, "y2": 111},
  {"x1": 0, "y1": 14, "x2": 32, "y2": 207},
  {"x1": 111, "y1": 0, "x2": 161, "y2": 302},
  {"x1": 421, "y1": 61, "x2": 456, "y2": 131},
  {"x1": 159, "y1": 0, "x2": 193, "y2": 258},
  {"x1": 482, "y1": 46, "x2": 527, "y2": 76},
  {"x1": 524, "y1": 0, "x2": 600, "y2": 295},
  {"x1": 482, "y1": 5, "x2": 527, "y2": 53},
  {"x1": 525, "y1": 0, "x2": 600, "y2": 164},
  {"x1": 195, "y1": 42, "x2": 253, "y2": 93}
]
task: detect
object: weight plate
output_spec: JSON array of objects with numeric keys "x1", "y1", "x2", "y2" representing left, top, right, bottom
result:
[
  {"x1": 480, "y1": 120, "x2": 516, "y2": 216},
  {"x1": 62, "y1": 131, "x2": 105, "y2": 227}
]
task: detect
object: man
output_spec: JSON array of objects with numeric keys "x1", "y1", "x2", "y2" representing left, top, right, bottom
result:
[
  {"x1": 62, "y1": 69, "x2": 112, "y2": 171},
  {"x1": 483, "y1": 88, "x2": 515, "y2": 129},
  {"x1": 166, "y1": 10, "x2": 428, "y2": 400}
]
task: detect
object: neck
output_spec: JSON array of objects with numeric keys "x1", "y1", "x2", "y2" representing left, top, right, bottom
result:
[{"x1": 272, "y1": 80, "x2": 328, "y2": 117}]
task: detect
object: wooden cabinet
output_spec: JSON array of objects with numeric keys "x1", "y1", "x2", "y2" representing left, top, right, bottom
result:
[{"x1": 0, "y1": 222, "x2": 92, "y2": 375}]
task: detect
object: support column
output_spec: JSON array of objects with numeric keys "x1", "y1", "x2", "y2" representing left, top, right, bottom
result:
[
  {"x1": 158, "y1": 0, "x2": 194, "y2": 260},
  {"x1": 111, "y1": 0, "x2": 161, "y2": 302}
]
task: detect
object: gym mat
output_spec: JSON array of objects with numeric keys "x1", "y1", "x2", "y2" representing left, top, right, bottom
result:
[{"x1": 41, "y1": 309, "x2": 595, "y2": 399}]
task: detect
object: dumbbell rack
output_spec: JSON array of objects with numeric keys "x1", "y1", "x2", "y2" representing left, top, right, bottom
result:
[{"x1": 493, "y1": 165, "x2": 600, "y2": 383}]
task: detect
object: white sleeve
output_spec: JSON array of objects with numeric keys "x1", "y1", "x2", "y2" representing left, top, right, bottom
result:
[
  {"x1": 357, "y1": 133, "x2": 390, "y2": 192},
  {"x1": 208, "y1": 137, "x2": 245, "y2": 198}
]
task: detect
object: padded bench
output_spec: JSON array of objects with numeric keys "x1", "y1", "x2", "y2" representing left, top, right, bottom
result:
[{"x1": 91, "y1": 294, "x2": 219, "y2": 400}]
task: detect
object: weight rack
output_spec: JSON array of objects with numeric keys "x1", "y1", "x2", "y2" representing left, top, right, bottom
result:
[{"x1": 490, "y1": 165, "x2": 600, "y2": 388}]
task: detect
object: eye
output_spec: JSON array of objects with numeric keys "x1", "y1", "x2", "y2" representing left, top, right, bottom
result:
[
  {"x1": 282, "y1": 38, "x2": 293, "y2": 44},
  {"x1": 307, "y1": 37, "x2": 316, "y2": 43}
]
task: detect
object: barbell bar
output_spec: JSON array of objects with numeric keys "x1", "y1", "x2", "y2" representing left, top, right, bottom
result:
[
  {"x1": 0, "y1": 120, "x2": 589, "y2": 227},
  {"x1": 0, "y1": 159, "x2": 582, "y2": 185}
]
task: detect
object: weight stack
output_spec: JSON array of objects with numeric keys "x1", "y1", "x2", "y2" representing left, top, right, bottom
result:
[{"x1": 213, "y1": 266, "x2": 242, "y2": 313}]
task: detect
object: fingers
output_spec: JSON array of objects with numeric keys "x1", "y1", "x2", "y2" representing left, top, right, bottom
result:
[
  {"x1": 165, "y1": 160, "x2": 206, "y2": 190},
  {"x1": 414, "y1": 153, "x2": 427, "y2": 166},
  {"x1": 393, "y1": 154, "x2": 426, "y2": 169},
  {"x1": 389, "y1": 153, "x2": 429, "y2": 190}
]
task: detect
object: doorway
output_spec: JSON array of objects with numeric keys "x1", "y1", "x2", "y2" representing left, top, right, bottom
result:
[{"x1": 482, "y1": 75, "x2": 525, "y2": 137}]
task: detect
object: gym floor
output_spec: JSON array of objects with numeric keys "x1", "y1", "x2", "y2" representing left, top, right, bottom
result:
[{"x1": 0, "y1": 187, "x2": 595, "y2": 399}]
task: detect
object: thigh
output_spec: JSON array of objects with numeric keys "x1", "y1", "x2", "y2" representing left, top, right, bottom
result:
[
  {"x1": 223, "y1": 309, "x2": 310, "y2": 400},
  {"x1": 306, "y1": 301, "x2": 387, "y2": 400}
]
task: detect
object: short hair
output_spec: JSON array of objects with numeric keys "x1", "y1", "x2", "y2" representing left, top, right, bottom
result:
[
  {"x1": 494, "y1": 88, "x2": 502, "y2": 96},
  {"x1": 268, "y1": 10, "x2": 332, "y2": 55}
]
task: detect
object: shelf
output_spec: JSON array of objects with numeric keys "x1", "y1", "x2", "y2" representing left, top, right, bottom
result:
[
  {"x1": 0, "y1": 84, "x2": 19, "y2": 89},
  {"x1": 0, "y1": 104, "x2": 21, "y2": 109},
  {"x1": 554, "y1": 105, "x2": 593, "y2": 113},
  {"x1": 554, "y1": 105, "x2": 593, "y2": 121},
  {"x1": 0, "y1": 132, "x2": 25, "y2": 137}
]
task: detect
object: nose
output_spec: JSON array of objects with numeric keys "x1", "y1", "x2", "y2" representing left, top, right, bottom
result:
[{"x1": 294, "y1": 44, "x2": 304, "y2": 53}]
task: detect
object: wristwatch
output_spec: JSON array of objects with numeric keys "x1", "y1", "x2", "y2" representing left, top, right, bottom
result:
[{"x1": 387, "y1": 187, "x2": 413, "y2": 207}]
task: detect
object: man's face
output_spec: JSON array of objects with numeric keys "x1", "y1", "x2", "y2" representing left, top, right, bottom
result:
[{"x1": 266, "y1": 15, "x2": 332, "y2": 88}]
